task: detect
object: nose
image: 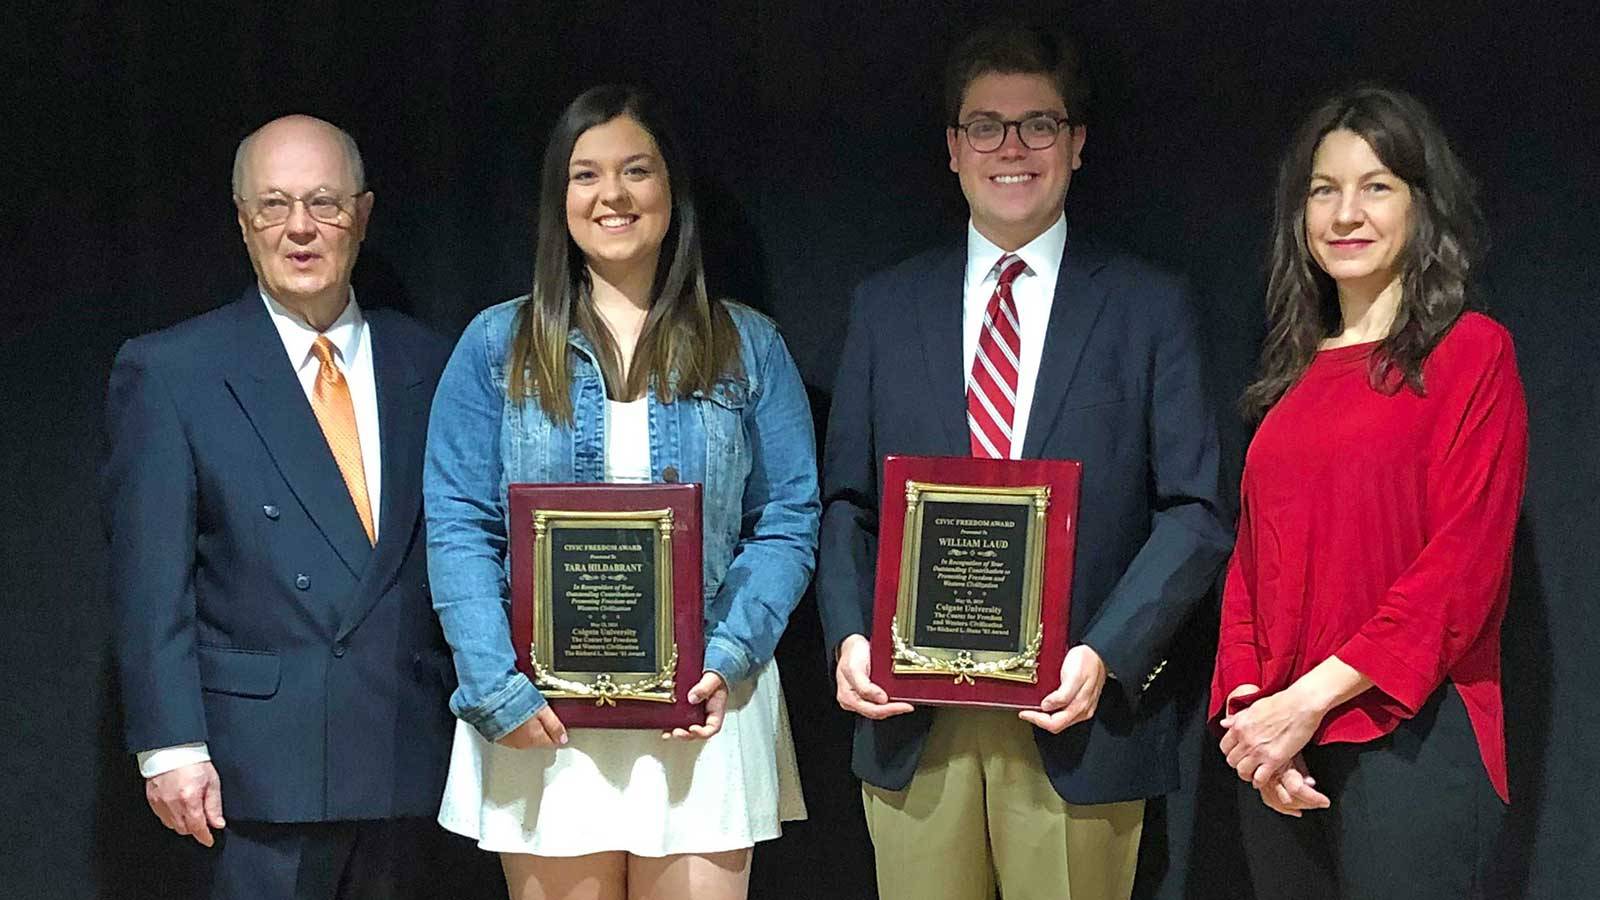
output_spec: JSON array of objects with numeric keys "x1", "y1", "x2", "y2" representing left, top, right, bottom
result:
[
  {"x1": 1333, "y1": 189, "x2": 1365, "y2": 229},
  {"x1": 600, "y1": 173, "x2": 631, "y2": 208},
  {"x1": 997, "y1": 122, "x2": 1029, "y2": 160},
  {"x1": 284, "y1": 197, "x2": 318, "y2": 240}
]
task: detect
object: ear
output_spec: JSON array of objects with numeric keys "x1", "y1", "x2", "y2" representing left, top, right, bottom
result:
[
  {"x1": 1068, "y1": 125, "x2": 1088, "y2": 172},
  {"x1": 235, "y1": 201, "x2": 251, "y2": 242},
  {"x1": 352, "y1": 191, "x2": 375, "y2": 240},
  {"x1": 947, "y1": 127, "x2": 961, "y2": 174}
]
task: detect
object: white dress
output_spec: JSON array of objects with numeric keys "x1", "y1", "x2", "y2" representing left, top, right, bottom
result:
[{"x1": 436, "y1": 397, "x2": 806, "y2": 856}]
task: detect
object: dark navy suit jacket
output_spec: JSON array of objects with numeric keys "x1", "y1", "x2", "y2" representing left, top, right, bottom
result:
[
  {"x1": 817, "y1": 229, "x2": 1233, "y2": 805},
  {"x1": 102, "y1": 289, "x2": 455, "y2": 823}
]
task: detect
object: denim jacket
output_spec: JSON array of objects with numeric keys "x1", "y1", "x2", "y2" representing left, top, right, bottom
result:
[{"x1": 424, "y1": 297, "x2": 820, "y2": 741}]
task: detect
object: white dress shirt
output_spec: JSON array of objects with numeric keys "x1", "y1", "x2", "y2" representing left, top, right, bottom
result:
[
  {"x1": 961, "y1": 213, "x2": 1067, "y2": 459},
  {"x1": 137, "y1": 288, "x2": 383, "y2": 778}
]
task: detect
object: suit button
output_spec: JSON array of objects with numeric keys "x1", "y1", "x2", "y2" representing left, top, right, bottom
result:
[
  {"x1": 295, "y1": 574, "x2": 311, "y2": 590},
  {"x1": 662, "y1": 465, "x2": 679, "y2": 483},
  {"x1": 263, "y1": 504, "x2": 280, "y2": 520},
  {"x1": 333, "y1": 641, "x2": 347, "y2": 658}
]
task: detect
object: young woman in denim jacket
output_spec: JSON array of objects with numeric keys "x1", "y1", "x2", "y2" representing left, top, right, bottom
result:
[{"x1": 423, "y1": 84, "x2": 818, "y2": 900}]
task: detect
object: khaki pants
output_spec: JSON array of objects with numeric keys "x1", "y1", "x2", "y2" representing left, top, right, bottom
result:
[{"x1": 862, "y1": 708, "x2": 1144, "y2": 900}]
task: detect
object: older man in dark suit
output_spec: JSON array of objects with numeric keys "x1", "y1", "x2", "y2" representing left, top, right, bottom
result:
[
  {"x1": 102, "y1": 114, "x2": 454, "y2": 899},
  {"x1": 817, "y1": 23, "x2": 1233, "y2": 900}
]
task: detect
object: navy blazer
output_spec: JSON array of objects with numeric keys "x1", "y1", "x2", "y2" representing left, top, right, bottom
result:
[
  {"x1": 817, "y1": 230, "x2": 1233, "y2": 804},
  {"x1": 101, "y1": 289, "x2": 455, "y2": 823}
]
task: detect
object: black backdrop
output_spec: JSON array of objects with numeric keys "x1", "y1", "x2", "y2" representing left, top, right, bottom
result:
[{"x1": 6, "y1": 3, "x2": 1598, "y2": 898}]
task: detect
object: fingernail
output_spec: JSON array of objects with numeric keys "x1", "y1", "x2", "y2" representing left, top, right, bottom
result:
[{"x1": 558, "y1": 734, "x2": 568, "y2": 745}]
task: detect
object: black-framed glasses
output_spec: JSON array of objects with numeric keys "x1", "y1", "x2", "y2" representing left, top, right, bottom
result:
[
  {"x1": 235, "y1": 190, "x2": 363, "y2": 228},
  {"x1": 952, "y1": 115, "x2": 1074, "y2": 152}
]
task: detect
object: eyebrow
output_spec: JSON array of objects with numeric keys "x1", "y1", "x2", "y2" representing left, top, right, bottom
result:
[
  {"x1": 251, "y1": 184, "x2": 346, "y2": 196},
  {"x1": 1310, "y1": 168, "x2": 1395, "y2": 181},
  {"x1": 569, "y1": 153, "x2": 658, "y2": 168},
  {"x1": 960, "y1": 108, "x2": 1067, "y2": 121}
]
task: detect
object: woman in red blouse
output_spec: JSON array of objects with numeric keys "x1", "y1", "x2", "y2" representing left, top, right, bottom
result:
[{"x1": 1211, "y1": 85, "x2": 1527, "y2": 899}]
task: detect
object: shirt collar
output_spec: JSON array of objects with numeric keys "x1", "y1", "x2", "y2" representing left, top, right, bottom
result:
[
  {"x1": 260, "y1": 287, "x2": 364, "y2": 370},
  {"x1": 964, "y1": 212, "x2": 1068, "y2": 291}
]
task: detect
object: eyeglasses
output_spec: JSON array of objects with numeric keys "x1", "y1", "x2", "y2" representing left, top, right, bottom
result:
[
  {"x1": 952, "y1": 115, "x2": 1074, "y2": 153},
  {"x1": 236, "y1": 190, "x2": 362, "y2": 228}
]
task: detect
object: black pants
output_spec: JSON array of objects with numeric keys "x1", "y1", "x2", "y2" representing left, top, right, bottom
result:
[
  {"x1": 1238, "y1": 684, "x2": 1506, "y2": 900},
  {"x1": 208, "y1": 817, "x2": 430, "y2": 900}
]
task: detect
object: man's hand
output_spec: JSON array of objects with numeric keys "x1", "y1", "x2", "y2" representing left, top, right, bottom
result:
[
  {"x1": 664, "y1": 671, "x2": 729, "y2": 741},
  {"x1": 497, "y1": 705, "x2": 569, "y2": 749},
  {"x1": 1019, "y1": 644, "x2": 1108, "y2": 733},
  {"x1": 145, "y1": 761, "x2": 225, "y2": 847},
  {"x1": 835, "y1": 634, "x2": 914, "y2": 719}
]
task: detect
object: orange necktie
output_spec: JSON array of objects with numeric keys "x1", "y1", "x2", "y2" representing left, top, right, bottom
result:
[{"x1": 309, "y1": 336, "x2": 375, "y2": 545}]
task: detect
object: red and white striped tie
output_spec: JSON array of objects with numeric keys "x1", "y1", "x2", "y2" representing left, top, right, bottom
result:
[{"x1": 968, "y1": 254, "x2": 1028, "y2": 459}]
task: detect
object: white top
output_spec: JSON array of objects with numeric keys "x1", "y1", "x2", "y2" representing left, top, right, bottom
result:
[
  {"x1": 137, "y1": 288, "x2": 384, "y2": 779},
  {"x1": 960, "y1": 213, "x2": 1067, "y2": 459},
  {"x1": 605, "y1": 398, "x2": 652, "y2": 483}
]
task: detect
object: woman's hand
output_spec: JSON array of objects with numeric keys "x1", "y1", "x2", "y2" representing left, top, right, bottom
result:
[
  {"x1": 1257, "y1": 754, "x2": 1330, "y2": 817},
  {"x1": 497, "y1": 705, "x2": 569, "y2": 749},
  {"x1": 1221, "y1": 656, "x2": 1373, "y2": 787},
  {"x1": 1220, "y1": 683, "x2": 1325, "y2": 787},
  {"x1": 663, "y1": 671, "x2": 728, "y2": 741}
]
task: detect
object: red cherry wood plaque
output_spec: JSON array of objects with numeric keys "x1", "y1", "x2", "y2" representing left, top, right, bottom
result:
[
  {"x1": 871, "y1": 455, "x2": 1081, "y2": 708},
  {"x1": 509, "y1": 483, "x2": 705, "y2": 729}
]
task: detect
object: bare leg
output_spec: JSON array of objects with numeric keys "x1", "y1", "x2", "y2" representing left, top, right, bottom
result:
[
  {"x1": 626, "y1": 849, "x2": 752, "y2": 900},
  {"x1": 501, "y1": 851, "x2": 628, "y2": 900}
]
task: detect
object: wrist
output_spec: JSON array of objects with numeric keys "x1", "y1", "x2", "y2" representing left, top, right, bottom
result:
[{"x1": 1288, "y1": 671, "x2": 1341, "y2": 717}]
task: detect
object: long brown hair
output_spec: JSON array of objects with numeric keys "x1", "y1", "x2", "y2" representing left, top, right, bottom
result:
[
  {"x1": 507, "y1": 84, "x2": 740, "y2": 423},
  {"x1": 1244, "y1": 85, "x2": 1484, "y2": 418}
]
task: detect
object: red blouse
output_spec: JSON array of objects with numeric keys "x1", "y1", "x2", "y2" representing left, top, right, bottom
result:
[{"x1": 1210, "y1": 313, "x2": 1527, "y2": 801}]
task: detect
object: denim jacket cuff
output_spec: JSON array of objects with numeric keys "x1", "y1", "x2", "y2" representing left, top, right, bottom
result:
[
  {"x1": 458, "y1": 671, "x2": 546, "y2": 742},
  {"x1": 703, "y1": 637, "x2": 754, "y2": 685}
]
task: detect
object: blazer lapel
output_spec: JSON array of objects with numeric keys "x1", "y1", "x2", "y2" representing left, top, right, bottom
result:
[
  {"x1": 1021, "y1": 231, "x2": 1113, "y2": 459},
  {"x1": 916, "y1": 244, "x2": 973, "y2": 456},
  {"x1": 223, "y1": 291, "x2": 373, "y2": 578},
  {"x1": 336, "y1": 316, "x2": 426, "y2": 640}
]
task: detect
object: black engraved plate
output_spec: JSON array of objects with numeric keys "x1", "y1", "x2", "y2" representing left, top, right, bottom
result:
[
  {"x1": 910, "y1": 500, "x2": 1030, "y2": 654},
  {"x1": 548, "y1": 525, "x2": 659, "y2": 674}
]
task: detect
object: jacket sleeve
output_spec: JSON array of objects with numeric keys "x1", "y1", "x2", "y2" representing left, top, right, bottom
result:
[
  {"x1": 423, "y1": 312, "x2": 545, "y2": 741},
  {"x1": 702, "y1": 326, "x2": 821, "y2": 683},
  {"x1": 102, "y1": 340, "x2": 208, "y2": 754},
  {"x1": 1080, "y1": 283, "x2": 1235, "y2": 702},
  {"x1": 815, "y1": 286, "x2": 881, "y2": 665},
  {"x1": 1335, "y1": 330, "x2": 1528, "y2": 712}
]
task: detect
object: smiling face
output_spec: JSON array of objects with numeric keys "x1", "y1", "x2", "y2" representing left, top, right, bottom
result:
[
  {"x1": 1304, "y1": 128, "x2": 1413, "y2": 291},
  {"x1": 565, "y1": 115, "x2": 672, "y2": 277},
  {"x1": 235, "y1": 116, "x2": 372, "y2": 310},
  {"x1": 947, "y1": 71, "x2": 1085, "y2": 251}
]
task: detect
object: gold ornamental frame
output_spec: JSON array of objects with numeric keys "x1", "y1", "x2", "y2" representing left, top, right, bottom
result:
[
  {"x1": 891, "y1": 481, "x2": 1049, "y2": 684},
  {"x1": 529, "y1": 508, "x2": 678, "y2": 705}
]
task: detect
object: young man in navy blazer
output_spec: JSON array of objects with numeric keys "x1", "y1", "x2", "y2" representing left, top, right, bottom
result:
[
  {"x1": 102, "y1": 115, "x2": 454, "y2": 899},
  {"x1": 817, "y1": 24, "x2": 1232, "y2": 900}
]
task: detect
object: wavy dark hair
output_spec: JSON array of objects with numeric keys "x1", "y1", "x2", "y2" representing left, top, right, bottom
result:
[
  {"x1": 944, "y1": 21, "x2": 1090, "y2": 125},
  {"x1": 1244, "y1": 85, "x2": 1484, "y2": 418},
  {"x1": 507, "y1": 84, "x2": 740, "y2": 422}
]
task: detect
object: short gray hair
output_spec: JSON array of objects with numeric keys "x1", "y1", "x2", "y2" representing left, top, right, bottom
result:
[{"x1": 231, "y1": 116, "x2": 366, "y2": 197}]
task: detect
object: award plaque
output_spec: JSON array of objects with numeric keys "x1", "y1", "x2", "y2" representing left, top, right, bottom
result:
[
  {"x1": 508, "y1": 483, "x2": 705, "y2": 729},
  {"x1": 870, "y1": 455, "x2": 1082, "y2": 708}
]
